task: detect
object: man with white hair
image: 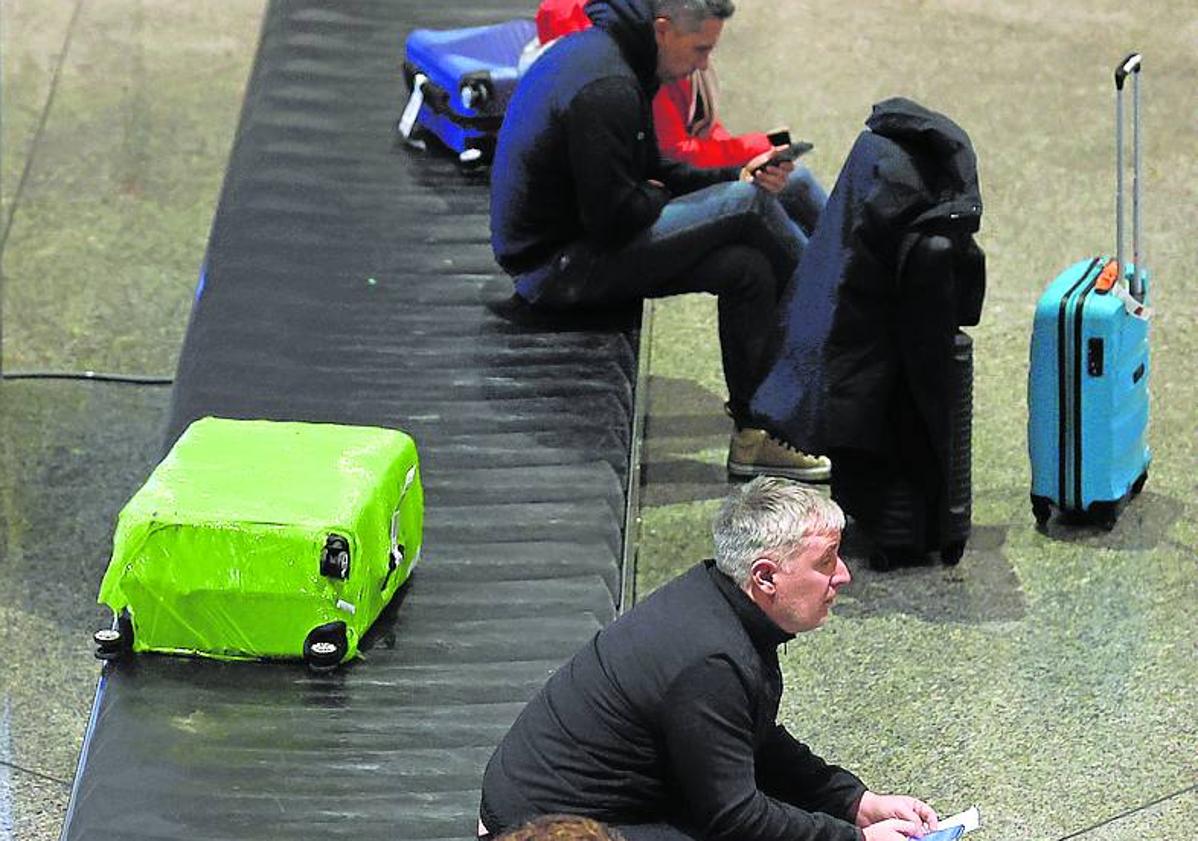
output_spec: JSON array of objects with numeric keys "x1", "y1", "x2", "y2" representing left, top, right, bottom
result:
[{"x1": 479, "y1": 478, "x2": 940, "y2": 841}]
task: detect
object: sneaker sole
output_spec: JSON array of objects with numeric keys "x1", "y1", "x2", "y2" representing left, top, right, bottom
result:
[{"x1": 727, "y1": 461, "x2": 831, "y2": 483}]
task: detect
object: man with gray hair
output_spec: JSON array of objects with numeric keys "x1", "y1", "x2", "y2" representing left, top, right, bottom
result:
[
  {"x1": 479, "y1": 478, "x2": 940, "y2": 841},
  {"x1": 491, "y1": 0, "x2": 831, "y2": 482}
]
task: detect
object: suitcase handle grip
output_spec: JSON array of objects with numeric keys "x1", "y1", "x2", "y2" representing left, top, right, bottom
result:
[{"x1": 1114, "y1": 53, "x2": 1141, "y2": 90}]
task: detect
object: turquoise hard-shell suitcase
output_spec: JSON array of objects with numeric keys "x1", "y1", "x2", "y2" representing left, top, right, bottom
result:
[{"x1": 1027, "y1": 54, "x2": 1151, "y2": 529}]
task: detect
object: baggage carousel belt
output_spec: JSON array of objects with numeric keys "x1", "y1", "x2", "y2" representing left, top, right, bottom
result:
[{"x1": 60, "y1": 1, "x2": 644, "y2": 838}]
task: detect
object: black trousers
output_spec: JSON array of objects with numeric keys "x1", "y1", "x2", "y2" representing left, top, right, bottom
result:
[{"x1": 513, "y1": 181, "x2": 804, "y2": 426}]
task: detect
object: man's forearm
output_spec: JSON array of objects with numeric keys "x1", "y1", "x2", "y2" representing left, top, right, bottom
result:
[
  {"x1": 755, "y1": 725, "x2": 867, "y2": 820},
  {"x1": 654, "y1": 155, "x2": 740, "y2": 197}
]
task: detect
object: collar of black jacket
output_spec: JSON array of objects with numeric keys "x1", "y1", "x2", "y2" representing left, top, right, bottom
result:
[
  {"x1": 586, "y1": 0, "x2": 661, "y2": 95},
  {"x1": 703, "y1": 559, "x2": 795, "y2": 651}
]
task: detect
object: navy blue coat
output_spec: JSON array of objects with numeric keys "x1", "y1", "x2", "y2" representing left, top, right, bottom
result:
[
  {"x1": 750, "y1": 98, "x2": 984, "y2": 459},
  {"x1": 490, "y1": 0, "x2": 735, "y2": 275}
]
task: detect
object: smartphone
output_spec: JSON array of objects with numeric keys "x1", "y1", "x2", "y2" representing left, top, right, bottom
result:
[
  {"x1": 766, "y1": 127, "x2": 791, "y2": 146},
  {"x1": 751, "y1": 140, "x2": 813, "y2": 174}
]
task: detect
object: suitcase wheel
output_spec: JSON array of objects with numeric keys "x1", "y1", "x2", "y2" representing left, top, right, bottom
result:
[
  {"x1": 458, "y1": 148, "x2": 485, "y2": 169},
  {"x1": 1131, "y1": 470, "x2": 1148, "y2": 497},
  {"x1": 1090, "y1": 501, "x2": 1119, "y2": 532},
  {"x1": 940, "y1": 541, "x2": 965, "y2": 566},
  {"x1": 1031, "y1": 495, "x2": 1052, "y2": 528},
  {"x1": 868, "y1": 549, "x2": 900, "y2": 572},
  {"x1": 869, "y1": 546, "x2": 927, "y2": 571},
  {"x1": 303, "y1": 621, "x2": 349, "y2": 673},
  {"x1": 93, "y1": 610, "x2": 133, "y2": 661},
  {"x1": 320, "y1": 535, "x2": 351, "y2": 580}
]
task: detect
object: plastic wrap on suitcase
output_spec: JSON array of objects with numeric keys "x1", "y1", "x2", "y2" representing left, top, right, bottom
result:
[
  {"x1": 401, "y1": 19, "x2": 535, "y2": 160},
  {"x1": 97, "y1": 417, "x2": 424, "y2": 668}
]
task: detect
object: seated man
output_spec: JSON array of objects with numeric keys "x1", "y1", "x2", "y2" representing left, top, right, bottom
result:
[
  {"x1": 532, "y1": 0, "x2": 827, "y2": 234},
  {"x1": 479, "y1": 477, "x2": 939, "y2": 841},
  {"x1": 490, "y1": 0, "x2": 830, "y2": 482}
]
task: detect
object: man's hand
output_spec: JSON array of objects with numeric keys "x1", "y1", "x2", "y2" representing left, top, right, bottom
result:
[
  {"x1": 856, "y1": 791, "x2": 939, "y2": 834},
  {"x1": 861, "y1": 818, "x2": 925, "y2": 841},
  {"x1": 740, "y1": 147, "x2": 794, "y2": 194}
]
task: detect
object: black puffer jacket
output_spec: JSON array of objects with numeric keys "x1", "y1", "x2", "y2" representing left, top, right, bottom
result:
[
  {"x1": 489, "y1": 0, "x2": 737, "y2": 275},
  {"x1": 480, "y1": 561, "x2": 866, "y2": 841},
  {"x1": 750, "y1": 97, "x2": 985, "y2": 457}
]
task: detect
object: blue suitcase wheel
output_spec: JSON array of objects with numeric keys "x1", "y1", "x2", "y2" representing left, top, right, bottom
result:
[{"x1": 303, "y1": 621, "x2": 348, "y2": 672}]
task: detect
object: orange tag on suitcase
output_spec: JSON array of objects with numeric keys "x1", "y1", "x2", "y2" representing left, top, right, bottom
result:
[{"x1": 1095, "y1": 258, "x2": 1120, "y2": 292}]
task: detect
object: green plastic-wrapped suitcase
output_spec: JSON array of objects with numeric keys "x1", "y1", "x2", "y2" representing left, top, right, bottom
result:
[{"x1": 96, "y1": 417, "x2": 423, "y2": 670}]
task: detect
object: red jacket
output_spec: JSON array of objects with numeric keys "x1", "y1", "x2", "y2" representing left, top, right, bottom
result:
[{"x1": 535, "y1": 0, "x2": 772, "y2": 168}]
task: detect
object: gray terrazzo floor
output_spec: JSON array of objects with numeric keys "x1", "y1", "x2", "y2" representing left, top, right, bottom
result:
[{"x1": 1, "y1": 0, "x2": 1195, "y2": 839}]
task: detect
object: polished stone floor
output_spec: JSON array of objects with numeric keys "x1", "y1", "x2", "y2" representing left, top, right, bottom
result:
[{"x1": 1, "y1": 1, "x2": 1194, "y2": 839}]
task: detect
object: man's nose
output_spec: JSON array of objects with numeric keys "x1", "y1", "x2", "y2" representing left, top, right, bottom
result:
[{"x1": 832, "y1": 557, "x2": 851, "y2": 587}]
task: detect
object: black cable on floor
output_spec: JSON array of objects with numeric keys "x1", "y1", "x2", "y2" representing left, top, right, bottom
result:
[
  {"x1": 1, "y1": 370, "x2": 173, "y2": 385},
  {"x1": 1055, "y1": 781, "x2": 1198, "y2": 840},
  {"x1": 0, "y1": 758, "x2": 72, "y2": 790}
]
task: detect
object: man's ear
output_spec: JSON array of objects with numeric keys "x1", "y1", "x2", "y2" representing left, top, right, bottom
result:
[
  {"x1": 748, "y1": 557, "x2": 779, "y2": 595},
  {"x1": 653, "y1": 16, "x2": 671, "y2": 40}
]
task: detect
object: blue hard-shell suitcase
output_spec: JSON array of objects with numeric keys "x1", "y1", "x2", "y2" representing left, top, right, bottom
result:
[
  {"x1": 399, "y1": 19, "x2": 536, "y2": 167},
  {"x1": 1028, "y1": 54, "x2": 1151, "y2": 529}
]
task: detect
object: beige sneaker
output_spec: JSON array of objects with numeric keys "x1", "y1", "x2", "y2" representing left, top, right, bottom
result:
[{"x1": 727, "y1": 428, "x2": 832, "y2": 483}]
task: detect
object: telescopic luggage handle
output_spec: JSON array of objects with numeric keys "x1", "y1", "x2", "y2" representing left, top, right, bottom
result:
[{"x1": 1114, "y1": 52, "x2": 1144, "y2": 301}]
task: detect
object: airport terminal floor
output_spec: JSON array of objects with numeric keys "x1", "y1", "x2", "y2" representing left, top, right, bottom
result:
[{"x1": 0, "y1": 0, "x2": 1195, "y2": 839}]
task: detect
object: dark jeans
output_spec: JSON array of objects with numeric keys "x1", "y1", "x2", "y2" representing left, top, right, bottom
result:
[
  {"x1": 513, "y1": 176, "x2": 819, "y2": 425},
  {"x1": 776, "y1": 165, "x2": 828, "y2": 240}
]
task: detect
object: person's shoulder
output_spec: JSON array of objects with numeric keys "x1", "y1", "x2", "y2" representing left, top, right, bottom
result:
[
  {"x1": 547, "y1": 28, "x2": 635, "y2": 87},
  {"x1": 642, "y1": 560, "x2": 713, "y2": 599},
  {"x1": 630, "y1": 563, "x2": 746, "y2": 643}
]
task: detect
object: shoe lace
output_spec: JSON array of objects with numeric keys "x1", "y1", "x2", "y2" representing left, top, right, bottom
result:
[{"x1": 768, "y1": 434, "x2": 803, "y2": 454}]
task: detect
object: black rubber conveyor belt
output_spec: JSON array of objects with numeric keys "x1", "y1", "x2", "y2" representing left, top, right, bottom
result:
[{"x1": 59, "y1": 1, "x2": 644, "y2": 838}]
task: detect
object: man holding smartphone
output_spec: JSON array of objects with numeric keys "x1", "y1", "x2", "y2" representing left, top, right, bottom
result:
[
  {"x1": 491, "y1": 0, "x2": 831, "y2": 482},
  {"x1": 531, "y1": 1, "x2": 829, "y2": 248}
]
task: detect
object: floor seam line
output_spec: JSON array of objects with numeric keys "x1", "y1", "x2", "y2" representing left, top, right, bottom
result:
[
  {"x1": 0, "y1": 759, "x2": 72, "y2": 789},
  {"x1": 1054, "y1": 780, "x2": 1198, "y2": 840}
]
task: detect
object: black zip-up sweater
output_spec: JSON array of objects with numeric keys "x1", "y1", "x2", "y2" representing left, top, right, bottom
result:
[
  {"x1": 480, "y1": 561, "x2": 867, "y2": 841},
  {"x1": 489, "y1": 0, "x2": 738, "y2": 275}
]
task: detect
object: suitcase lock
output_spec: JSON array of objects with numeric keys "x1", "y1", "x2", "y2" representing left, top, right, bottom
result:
[
  {"x1": 1087, "y1": 338, "x2": 1104, "y2": 377},
  {"x1": 320, "y1": 534, "x2": 351, "y2": 580}
]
